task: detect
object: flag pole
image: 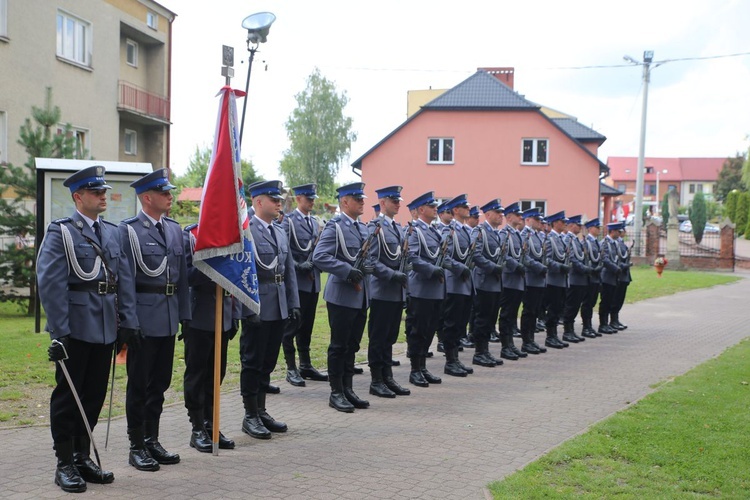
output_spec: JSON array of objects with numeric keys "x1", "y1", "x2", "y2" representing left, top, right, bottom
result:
[{"x1": 212, "y1": 283, "x2": 223, "y2": 456}]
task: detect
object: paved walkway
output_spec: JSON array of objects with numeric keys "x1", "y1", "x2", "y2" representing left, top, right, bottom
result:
[{"x1": 3, "y1": 274, "x2": 749, "y2": 499}]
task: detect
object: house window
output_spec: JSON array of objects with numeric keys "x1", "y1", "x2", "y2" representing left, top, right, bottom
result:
[
  {"x1": 521, "y1": 138, "x2": 548, "y2": 165},
  {"x1": 146, "y1": 11, "x2": 158, "y2": 30},
  {"x1": 696, "y1": 183, "x2": 703, "y2": 193},
  {"x1": 617, "y1": 184, "x2": 626, "y2": 193},
  {"x1": 56, "y1": 10, "x2": 91, "y2": 66},
  {"x1": 428, "y1": 138, "x2": 453, "y2": 164},
  {"x1": 644, "y1": 184, "x2": 656, "y2": 196},
  {"x1": 645, "y1": 166, "x2": 654, "y2": 174},
  {"x1": 57, "y1": 125, "x2": 89, "y2": 159},
  {"x1": 0, "y1": 0, "x2": 8, "y2": 39},
  {"x1": 520, "y1": 200, "x2": 546, "y2": 215},
  {"x1": 0, "y1": 110, "x2": 7, "y2": 163},
  {"x1": 124, "y1": 129, "x2": 137, "y2": 155},
  {"x1": 126, "y1": 39, "x2": 138, "y2": 67},
  {"x1": 689, "y1": 184, "x2": 695, "y2": 194}
]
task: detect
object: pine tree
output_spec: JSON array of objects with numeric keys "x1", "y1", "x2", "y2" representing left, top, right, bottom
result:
[
  {"x1": 690, "y1": 192, "x2": 707, "y2": 244},
  {"x1": 725, "y1": 190, "x2": 738, "y2": 222},
  {"x1": 735, "y1": 192, "x2": 749, "y2": 237}
]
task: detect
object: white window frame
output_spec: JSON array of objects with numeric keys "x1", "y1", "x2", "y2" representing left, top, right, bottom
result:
[
  {"x1": 57, "y1": 124, "x2": 90, "y2": 159},
  {"x1": 520, "y1": 200, "x2": 546, "y2": 214},
  {"x1": 56, "y1": 10, "x2": 92, "y2": 67},
  {"x1": 0, "y1": 110, "x2": 8, "y2": 163},
  {"x1": 126, "y1": 39, "x2": 138, "y2": 67},
  {"x1": 427, "y1": 138, "x2": 454, "y2": 164},
  {"x1": 0, "y1": 0, "x2": 8, "y2": 39},
  {"x1": 521, "y1": 138, "x2": 549, "y2": 165},
  {"x1": 146, "y1": 11, "x2": 158, "y2": 30},
  {"x1": 124, "y1": 129, "x2": 137, "y2": 155}
]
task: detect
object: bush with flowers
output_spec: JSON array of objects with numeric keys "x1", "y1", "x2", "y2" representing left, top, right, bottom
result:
[{"x1": 654, "y1": 255, "x2": 668, "y2": 267}]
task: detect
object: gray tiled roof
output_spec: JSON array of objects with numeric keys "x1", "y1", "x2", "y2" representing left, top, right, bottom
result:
[
  {"x1": 552, "y1": 118, "x2": 606, "y2": 141},
  {"x1": 423, "y1": 70, "x2": 538, "y2": 110},
  {"x1": 600, "y1": 182, "x2": 623, "y2": 195}
]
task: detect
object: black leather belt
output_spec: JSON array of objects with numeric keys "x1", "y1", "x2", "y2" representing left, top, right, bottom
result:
[
  {"x1": 260, "y1": 274, "x2": 284, "y2": 285},
  {"x1": 137, "y1": 283, "x2": 177, "y2": 295},
  {"x1": 69, "y1": 282, "x2": 117, "y2": 295}
]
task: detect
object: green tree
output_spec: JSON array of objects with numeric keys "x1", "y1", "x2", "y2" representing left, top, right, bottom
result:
[
  {"x1": 690, "y1": 192, "x2": 707, "y2": 244},
  {"x1": 715, "y1": 153, "x2": 746, "y2": 202},
  {"x1": 279, "y1": 68, "x2": 357, "y2": 196},
  {"x1": 735, "y1": 192, "x2": 749, "y2": 237},
  {"x1": 661, "y1": 192, "x2": 670, "y2": 227},
  {"x1": 725, "y1": 190, "x2": 739, "y2": 222},
  {"x1": 743, "y1": 145, "x2": 750, "y2": 191},
  {"x1": 0, "y1": 88, "x2": 82, "y2": 314}
]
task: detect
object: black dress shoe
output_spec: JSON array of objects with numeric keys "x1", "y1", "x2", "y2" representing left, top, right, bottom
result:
[
  {"x1": 286, "y1": 368, "x2": 306, "y2": 387},
  {"x1": 384, "y1": 377, "x2": 411, "y2": 395},
  {"x1": 241, "y1": 414, "x2": 272, "y2": 439},
  {"x1": 510, "y1": 345, "x2": 528, "y2": 358},
  {"x1": 581, "y1": 330, "x2": 597, "y2": 339},
  {"x1": 129, "y1": 448, "x2": 160, "y2": 471},
  {"x1": 611, "y1": 321, "x2": 627, "y2": 331},
  {"x1": 329, "y1": 392, "x2": 355, "y2": 412},
  {"x1": 500, "y1": 347, "x2": 519, "y2": 360},
  {"x1": 390, "y1": 359, "x2": 400, "y2": 366},
  {"x1": 444, "y1": 361, "x2": 469, "y2": 376},
  {"x1": 459, "y1": 337, "x2": 475, "y2": 348},
  {"x1": 189, "y1": 429, "x2": 213, "y2": 453},
  {"x1": 562, "y1": 334, "x2": 580, "y2": 343},
  {"x1": 489, "y1": 332, "x2": 501, "y2": 343},
  {"x1": 73, "y1": 454, "x2": 114, "y2": 484},
  {"x1": 426, "y1": 351, "x2": 434, "y2": 358},
  {"x1": 437, "y1": 341, "x2": 445, "y2": 353},
  {"x1": 485, "y1": 351, "x2": 504, "y2": 365},
  {"x1": 455, "y1": 358, "x2": 473, "y2": 374},
  {"x1": 369, "y1": 381, "x2": 397, "y2": 398},
  {"x1": 343, "y1": 387, "x2": 370, "y2": 408},
  {"x1": 265, "y1": 384, "x2": 281, "y2": 394},
  {"x1": 55, "y1": 463, "x2": 87, "y2": 493},
  {"x1": 409, "y1": 371, "x2": 429, "y2": 387},
  {"x1": 353, "y1": 366, "x2": 364, "y2": 375},
  {"x1": 145, "y1": 441, "x2": 180, "y2": 465},
  {"x1": 521, "y1": 342, "x2": 541, "y2": 355},
  {"x1": 513, "y1": 328, "x2": 522, "y2": 338},
  {"x1": 421, "y1": 368, "x2": 442, "y2": 384},
  {"x1": 472, "y1": 353, "x2": 496, "y2": 367},
  {"x1": 531, "y1": 341, "x2": 547, "y2": 353},
  {"x1": 259, "y1": 410, "x2": 288, "y2": 433},
  {"x1": 545, "y1": 337, "x2": 565, "y2": 349},
  {"x1": 598, "y1": 325, "x2": 616, "y2": 334},
  {"x1": 205, "y1": 422, "x2": 235, "y2": 450},
  {"x1": 299, "y1": 365, "x2": 329, "y2": 381}
]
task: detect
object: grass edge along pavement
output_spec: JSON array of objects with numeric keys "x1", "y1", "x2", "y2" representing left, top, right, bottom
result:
[
  {"x1": 0, "y1": 267, "x2": 741, "y2": 428},
  {"x1": 487, "y1": 325, "x2": 750, "y2": 498}
]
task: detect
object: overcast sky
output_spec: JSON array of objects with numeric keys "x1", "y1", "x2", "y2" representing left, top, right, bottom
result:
[{"x1": 159, "y1": 0, "x2": 750, "y2": 185}]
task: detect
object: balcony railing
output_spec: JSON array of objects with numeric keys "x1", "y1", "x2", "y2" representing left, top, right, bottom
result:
[{"x1": 118, "y1": 81, "x2": 170, "y2": 122}]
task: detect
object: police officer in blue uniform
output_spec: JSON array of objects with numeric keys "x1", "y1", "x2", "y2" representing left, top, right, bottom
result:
[
  {"x1": 434, "y1": 199, "x2": 454, "y2": 354},
  {"x1": 240, "y1": 181, "x2": 300, "y2": 438},
  {"x1": 313, "y1": 182, "x2": 373, "y2": 412},
  {"x1": 405, "y1": 192, "x2": 444, "y2": 387},
  {"x1": 119, "y1": 168, "x2": 190, "y2": 471},
  {"x1": 466, "y1": 205, "x2": 480, "y2": 342},
  {"x1": 580, "y1": 218, "x2": 604, "y2": 337},
  {"x1": 366, "y1": 186, "x2": 411, "y2": 398},
  {"x1": 598, "y1": 222, "x2": 623, "y2": 334},
  {"x1": 280, "y1": 184, "x2": 327, "y2": 387},
  {"x1": 611, "y1": 226, "x2": 633, "y2": 330},
  {"x1": 543, "y1": 211, "x2": 570, "y2": 349},
  {"x1": 497, "y1": 202, "x2": 529, "y2": 360},
  {"x1": 440, "y1": 194, "x2": 476, "y2": 377},
  {"x1": 561, "y1": 215, "x2": 590, "y2": 342},
  {"x1": 182, "y1": 224, "x2": 239, "y2": 452},
  {"x1": 519, "y1": 208, "x2": 548, "y2": 355},
  {"x1": 470, "y1": 199, "x2": 505, "y2": 367},
  {"x1": 39, "y1": 166, "x2": 139, "y2": 492}
]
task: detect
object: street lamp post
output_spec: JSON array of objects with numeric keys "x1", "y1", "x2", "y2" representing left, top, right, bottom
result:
[
  {"x1": 238, "y1": 12, "x2": 276, "y2": 146},
  {"x1": 655, "y1": 168, "x2": 667, "y2": 215}
]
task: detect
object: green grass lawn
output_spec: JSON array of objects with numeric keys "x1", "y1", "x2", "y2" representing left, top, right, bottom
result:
[
  {"x1": 488, "y1": 336, "x2": 750, "y2": 498},
  {"x1": 0, "y1": 267, "x2": 739, "y2": 428}
]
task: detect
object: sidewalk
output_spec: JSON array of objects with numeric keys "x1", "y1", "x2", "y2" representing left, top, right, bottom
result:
[{"x1": 2, "y1": 274, "x2": 748, "y2": 499}]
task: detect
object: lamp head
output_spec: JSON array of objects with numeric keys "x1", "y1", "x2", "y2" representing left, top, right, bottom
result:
[{"x1": 242, "y1": 12, "x2": 276, "y2": 45}]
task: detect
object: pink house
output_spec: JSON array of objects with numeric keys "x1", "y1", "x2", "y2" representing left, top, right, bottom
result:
[{"x1": 353, "y1": 68, "x2": 609, "y2": 224}]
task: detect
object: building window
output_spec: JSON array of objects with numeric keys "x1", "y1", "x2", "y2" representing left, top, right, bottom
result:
[
  {"x1": 0, "y1": 0, "x2": 8, "y2": 39},
  {"x1": 689, "y1": 184, "x2": 695, "y2": 194},
  {"x1": 428, "y1": 138, "x2": 453, "y2": 164},
  {"x1": 0, "y1": 110, "x2": 7, "y2": 163},
  {"x1": 56, "y1": 10, "x2": 91, "y2": 66},
  {"x1": 668, "y1": 184, "x2": 677, "y2": 192},
  {"x1": 521, "y1": 138, "x2": 548, "y2": 165},
  {"x1": 57, "y1": 125, "x2": 89, "y2": 159},
  {"x1": 520, "y1": 200, "x2": 546, "y2": 214},
  {"x1": 146, "y1": 11, "x2": 158, "y2": 30},
  {"x1": 124, "y1": 129, "x2": 137, "y2": 155},
  {"x1": 697, "y1": 183, "x2": 703, "y2": 193},
  {"x1": 126, "y1": 39, "x2": 138, "y2": 67},
  {"x1": 617, "y1": 184, "x2": 626, "y2": 193},
  {"x1": 645, "y1": 166, "x2": 654, "y2": 174},
  {"x1": 644, "y1": 184, "x2": 656, "y2": 196}
]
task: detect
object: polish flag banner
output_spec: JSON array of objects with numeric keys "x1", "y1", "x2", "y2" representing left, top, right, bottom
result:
[{"x1": 192, "y1": 86, "x2": 260, "y2": 313}]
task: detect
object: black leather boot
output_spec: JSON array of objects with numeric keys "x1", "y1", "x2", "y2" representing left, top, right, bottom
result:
[
  {"x1": 409, "y1": 357, "x2": 429, "y2": 387},
  {"x1": 420, "y1": 356, "x2": 442, "y2": 383},
  {"x1": 611, "y1": 314, "x2": 627, "y2": 330},
  {"x1": 285, "y1": 354, "x2": 306, "y2": 387},
  {"x1": 187, "y1": 410, "x2": 212, "y2": 453},
  {"x1": 500, "y1": 333, "x2": 520, "y2": 360},
  {"x1": 562, "y1": 323, "x2": 581, "y2": 343},
  {"x1": 544, "y1": 325, "x2": 567, "y2": 349},
  {"x1": 453, "y1": 347, "x2": 474, "y2": 373},
  {"x1": 204, "y1": 418, "x2": 234, "y2": 450},
  {"x1": 507, "y1": 333, "x2": 528, "y2": 357},
  {"x1": 241, "y1": 395, "x2": 272, "y2": 439},
  {"x1": 144, "y1": 419, "x2": 180, "y2": 464},
  {"x1": 382, "y1": 365, "x2": 410, "y2": 395},
  {"x1": 258, "y1": 392, "x2": 288, "y2": 432},
  {"x1": 128, "y1": 427, "x2": 160, "y2": 472},
  {"x1": 369, "y1": 365, "x2": 396, "y2": 398},
  {"x1": 343, "y1": 374, "x2": 370, "y2": 408},
  {"x1": 54, "y1": 439, "x2": 87, "y2": 492},
  {"x1": 299, "y1": 351, "x2": 328, "y2": 381},
  {"x1": 329, "y1": 376, "x2": 355, "y2": 412},
  {"x1": 472, "y1": 341, "x2": 496, "y2": 367},
  {"x1": 73, "y1": 435, "x2": 114, "y2": 484},
  {"x1": 445, "y1": 347, "x2": 469, "y2": 376}
]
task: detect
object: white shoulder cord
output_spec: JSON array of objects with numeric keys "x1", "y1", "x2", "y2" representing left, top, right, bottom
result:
[
  {"x1": 617, "y1": 240, "x2": 629, "y2": 260},
  {"x1": 60, "y1": 223, "x2": 103, "y2": 281},
  {"x1": 252, "y1": 226, "x2": 280, "y2": 271},
  {"x1": 334, "y1": 222, "x2": 359, "y2": 263},
  {"x1": 377, "y1": 226, "x2": 401, "y2": 260},
  {"x1": 288, "y1": 217, "x2": 313, "y2": 252},
  {"x1": 550, "y1": 234, "x2": 566, "y2": 261},
  {"x1": 415, "y1": 227, "x2": 440, "y2": 260},
  {"x1": 481, "y1": 228, "x2": 501, "y2": 259},
  {"x1": 507, "y1": 230, "x2": 521, "y2": 258},
  {"x1": 451, "y1": 227, "x2": 469, "y2": 261},
  {"x1": 527, "y1": 232, "x2": 543, "y2": 259},
  {"x1": 127, "y1": 224, "x2": 168, "y2": 278},
  {"x1": 570, "y1": 237, "x2": 585, "y2": 260},
  {"x1": 587, "y1": 238, "x2": 601, "y2": 264}
]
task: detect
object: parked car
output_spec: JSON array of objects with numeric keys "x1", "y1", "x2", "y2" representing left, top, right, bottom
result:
[
  {"x1": 679, "y1": 220, "x2": 692, "y2": 233},
  {"x1": 704, "y1": 223, "x2": 720, "y2": 234},
  {"x1": 679, "y1": 220, "x2": 720, "y2": 234}
]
